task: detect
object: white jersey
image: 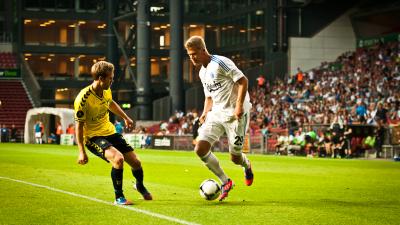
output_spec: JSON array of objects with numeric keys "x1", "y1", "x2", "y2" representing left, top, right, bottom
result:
[{"x1": 199, "y1": 55, "x2": 252, "y2": 121}]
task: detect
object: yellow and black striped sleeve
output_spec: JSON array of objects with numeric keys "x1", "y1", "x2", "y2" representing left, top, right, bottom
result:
[{"x1": 74, "y1": 88, "x2": 91, "y2": 122}]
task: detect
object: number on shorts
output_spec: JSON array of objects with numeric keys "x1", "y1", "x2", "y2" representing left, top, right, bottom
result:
[{"x1": 234, "y1": 136, "x2": 244, "y2": 146}]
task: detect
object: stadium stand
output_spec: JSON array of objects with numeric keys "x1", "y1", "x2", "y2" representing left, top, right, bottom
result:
[
  {"x1": 0, "y1": 52, "x2": 17, "y2": 69},
  {"x1": 0, "y1": 80, "x2": 33, "y2": 132},
  {"x1": 249, "y1": 40, "x2": 400, "y2": 130},
  {"x1": 160, "y1": 41, "x2": 399, "y2": 136}
]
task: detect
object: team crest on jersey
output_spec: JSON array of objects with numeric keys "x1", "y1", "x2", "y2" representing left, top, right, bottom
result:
[{"x1": 76, "y1": 110, "x2": 84, "y2": 118}]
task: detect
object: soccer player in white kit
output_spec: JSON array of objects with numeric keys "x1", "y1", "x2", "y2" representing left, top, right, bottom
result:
[{"x1": 185, "y1": 36, "x2": 254, "y2": 201}]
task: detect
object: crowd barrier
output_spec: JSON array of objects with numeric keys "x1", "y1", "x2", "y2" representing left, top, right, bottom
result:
[
  {"x1": 115, "y1": 124, "x2": 400, "y2": 159},
  {"x1": 2, "y1": 124, "x2": 399, "y2": 159},
  {"x1": 122, "y1": 134, "x2": 252, "y2": 153}
]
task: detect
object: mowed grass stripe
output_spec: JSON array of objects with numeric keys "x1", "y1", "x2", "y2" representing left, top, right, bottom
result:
[{"x1": 0, "y1": 176, "x2": 201, "y2": 225}]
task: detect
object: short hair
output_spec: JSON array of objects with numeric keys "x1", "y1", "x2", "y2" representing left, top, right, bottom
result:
[
  {"x1": 91, "y1": 61, "x2": 114, "y2": 80},
  {"x1": 185, "y1": 36, "x2": 207, "y2": 50}
]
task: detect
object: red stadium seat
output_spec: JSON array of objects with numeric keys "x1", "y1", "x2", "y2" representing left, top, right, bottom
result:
[{"x1": 0, "y1": 80, "x2": 33, "y2": 131}]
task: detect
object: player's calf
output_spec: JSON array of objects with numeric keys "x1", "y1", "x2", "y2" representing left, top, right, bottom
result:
[{"x1": 244, "y1": 160, "x2": 254, "y2": 186}]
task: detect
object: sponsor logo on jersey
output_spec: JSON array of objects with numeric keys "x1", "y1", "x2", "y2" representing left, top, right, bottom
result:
[
  {"x1": 91, "y1": 110, "x2": 108, "y2": 121},
  {"x1": 205, "y1": 81, "x2": 222, "y2": 93}
]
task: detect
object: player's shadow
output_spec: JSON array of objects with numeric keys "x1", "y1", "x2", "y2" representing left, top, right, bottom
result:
[
  {"x1": 147, "y1": 199, "x2": 398, "y2": 208},
  {"x1": 149, "y1": 199, "x2": 269, "y2": 207}
]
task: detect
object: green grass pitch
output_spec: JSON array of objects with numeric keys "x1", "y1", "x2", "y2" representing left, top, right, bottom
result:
[{"x1": 0, "y1": 143, "x2": 399, "y2": 225}]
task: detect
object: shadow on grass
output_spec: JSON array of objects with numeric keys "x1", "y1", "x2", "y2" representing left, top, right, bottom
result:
[{"x1": 139, "y1": 198, "x2": 399, "y2": 209}]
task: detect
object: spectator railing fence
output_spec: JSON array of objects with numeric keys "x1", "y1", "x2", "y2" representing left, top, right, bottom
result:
[
  {"x1": 3, "y1": 124, "x2": 399, "y2": 158},
  {"x1": 0, "y1": 32, "x2": 13, "y2": 43}
]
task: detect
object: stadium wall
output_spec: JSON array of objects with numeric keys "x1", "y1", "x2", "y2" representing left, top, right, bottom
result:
[
  {"x1": 288, "y1": 11, "x2": 356, "y2": 74},
  {"x1": 0, "y1": 43, "x2": 12, "y2": 52}
]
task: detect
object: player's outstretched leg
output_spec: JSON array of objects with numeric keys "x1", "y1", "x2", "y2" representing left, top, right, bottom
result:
[
  {"x1": 111, "y1": 166, "x2": 133, "y2": 205},
  {"x1": 124, "y1": 151, "x2": 153, "y2": 200},
  {"x1": 111, "y1": 167, "x2": 133, "y2": 205},
  {"x1": 107, "y1": 148, "x2": 133, "y2": 205},
  {"x1": 200, "y1": 151, "x2": 230, "y2": 183},
  {"x1": 196, "y1": 140, "x2": 234, "y2": 200},
  {"x1": 132, "y1": 168, "x2": 153, "y2": 200}
]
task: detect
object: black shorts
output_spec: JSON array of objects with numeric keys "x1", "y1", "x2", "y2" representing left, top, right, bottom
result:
[
  {"x1": 85, "y1": 133, "x2": 133, "y2": 162},
  {"x1": 332, "y1": 135, "x2": 341, "y2": 144}
]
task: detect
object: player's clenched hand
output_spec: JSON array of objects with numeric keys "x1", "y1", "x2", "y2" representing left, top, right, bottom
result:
[
  {"x1": 234, "y1": 104, "x2": 244, "y2": 120},
  {"x1": 199, "y1": 113, "x2": 207, "y2": 124},
  {"x1": 124, "y1": 117, "x2": 135, "y2": 132},
  {"x1": 78, "y1": 151, "x2": 88, "y2": 165}
]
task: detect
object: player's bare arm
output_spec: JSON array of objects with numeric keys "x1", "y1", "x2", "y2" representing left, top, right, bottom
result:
[
  {"x1": 75, "y1": 121, "x2": 88, "y2": 165},
  {"x1": 200, "y1": 97, "x2": 213, "y2": 124},
  {"x1": 234, "y1": 76, "x2": 248, "y2": 120},
  {"x1": 109, "y1": 100, "x2": 135, "y2": 131}
]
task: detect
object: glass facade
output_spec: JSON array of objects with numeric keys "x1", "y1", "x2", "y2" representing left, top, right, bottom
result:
[
  {"x1": 25, "y1": 53, "x2": 103, "y2": 80},
  {"x1": 21, "y1": 0, "x2": 267, "y2": 81},
  {"x1": 19, "y1": 0, "x2": 270, "y2": 106},
  {"x1": 22, "y1": 0, "x2": 104, "y2": 11},
  {"x1": 185, "y1": 0, "x2": 265, "y2": 14},
  {"x1": 151, "y1": 23, "x2": 170, "y2": 49},
  {"x1": 24, "y1": 19, "x2": 106, "y2": 47}
]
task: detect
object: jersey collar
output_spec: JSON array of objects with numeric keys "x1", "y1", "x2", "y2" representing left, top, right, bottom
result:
[{"x1": 89, "y1": 85, "x2": 104, "y2": 100}]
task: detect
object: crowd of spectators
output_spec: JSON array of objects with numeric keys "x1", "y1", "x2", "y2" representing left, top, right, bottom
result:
[
  {"x1": 250, "y1": 40, "x2": 400, "y2": 131},
  {"x1": 153, "y1": 41, "x2": 400, "y2": 140},
  {"x1": 146, "y1": 110, "x2": 200, "y2": 136}
]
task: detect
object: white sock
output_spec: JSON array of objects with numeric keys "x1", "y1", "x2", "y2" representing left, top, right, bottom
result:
[
  {"x1": 240, "y1": 153, "x2": 250, "y2": 170},
  {"x1": 201, "y1": 151, "x2": 229, "y2": 183}
]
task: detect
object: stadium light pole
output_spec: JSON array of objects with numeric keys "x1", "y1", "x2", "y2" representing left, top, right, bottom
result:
[
  {"x1": 136, "y1": 0, "x2": 152, "y2": 120},
  {"x1": 169, "y1": 0, "x2": 184, "y2": 113}
]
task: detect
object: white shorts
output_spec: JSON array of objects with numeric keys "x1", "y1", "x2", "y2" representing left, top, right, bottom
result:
[
  {"x1": 197, "y1": 111, "x2": 250, "y2": 155},
  {"x1": 35, "y1": 132, "x2": 42, "y2": 138}
]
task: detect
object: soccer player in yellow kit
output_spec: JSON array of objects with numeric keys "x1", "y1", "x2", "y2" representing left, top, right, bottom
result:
[{"x1": 74, "y1": 61, "x2": 152, "y2": 205}]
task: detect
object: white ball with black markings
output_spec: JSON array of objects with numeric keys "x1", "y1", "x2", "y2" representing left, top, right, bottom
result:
[{"x1": 199, "y1": 179, "x2": 221, "y2": 200}]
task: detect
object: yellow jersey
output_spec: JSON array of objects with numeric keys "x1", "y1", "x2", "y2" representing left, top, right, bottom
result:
[{"x1": 74, "y1": 85, "x2": 116, "y2": 141}]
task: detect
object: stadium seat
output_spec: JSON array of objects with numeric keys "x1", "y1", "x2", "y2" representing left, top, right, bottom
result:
[{"x1": 0, "y1": 80, "x2": 33, "y2": 131}]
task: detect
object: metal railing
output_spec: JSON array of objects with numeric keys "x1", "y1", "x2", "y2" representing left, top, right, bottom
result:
[
  {"x1": 20, "y1": 54, "x2": 41, "y2": 107},
  {"x1": 0, "y1": 32, "x2": 13, "y2": 43}
]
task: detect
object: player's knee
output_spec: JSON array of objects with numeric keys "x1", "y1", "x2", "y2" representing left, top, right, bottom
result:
[
  {"x1": 194, "y1": 145, "x2": 202, "y2": 155},
  {"x1": 230, "y1": 154, "x2": 242, "y2": 164},
  {"x1": 114, "y1": 155, "x2": 124, "y2": 167},
  {"x1": 194, "y1": 141, "x2": 210, "y2": 157}
]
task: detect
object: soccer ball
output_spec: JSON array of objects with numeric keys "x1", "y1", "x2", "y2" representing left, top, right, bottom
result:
[{"x1": 199, "y1": 179, "x2": 221, "y2": 200}]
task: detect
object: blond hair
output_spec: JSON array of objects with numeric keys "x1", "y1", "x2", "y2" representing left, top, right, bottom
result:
[
  {"x1": 185, "y1": 36, "x2": 207, "y2": 51},
  {"x1": 91, "y1": 61, "x2": 114, "y2": 80}
]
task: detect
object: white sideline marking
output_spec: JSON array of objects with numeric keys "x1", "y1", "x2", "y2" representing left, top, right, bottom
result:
[{"x1": 0, "y1": 176, "x2": 200, "y2": 225}]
